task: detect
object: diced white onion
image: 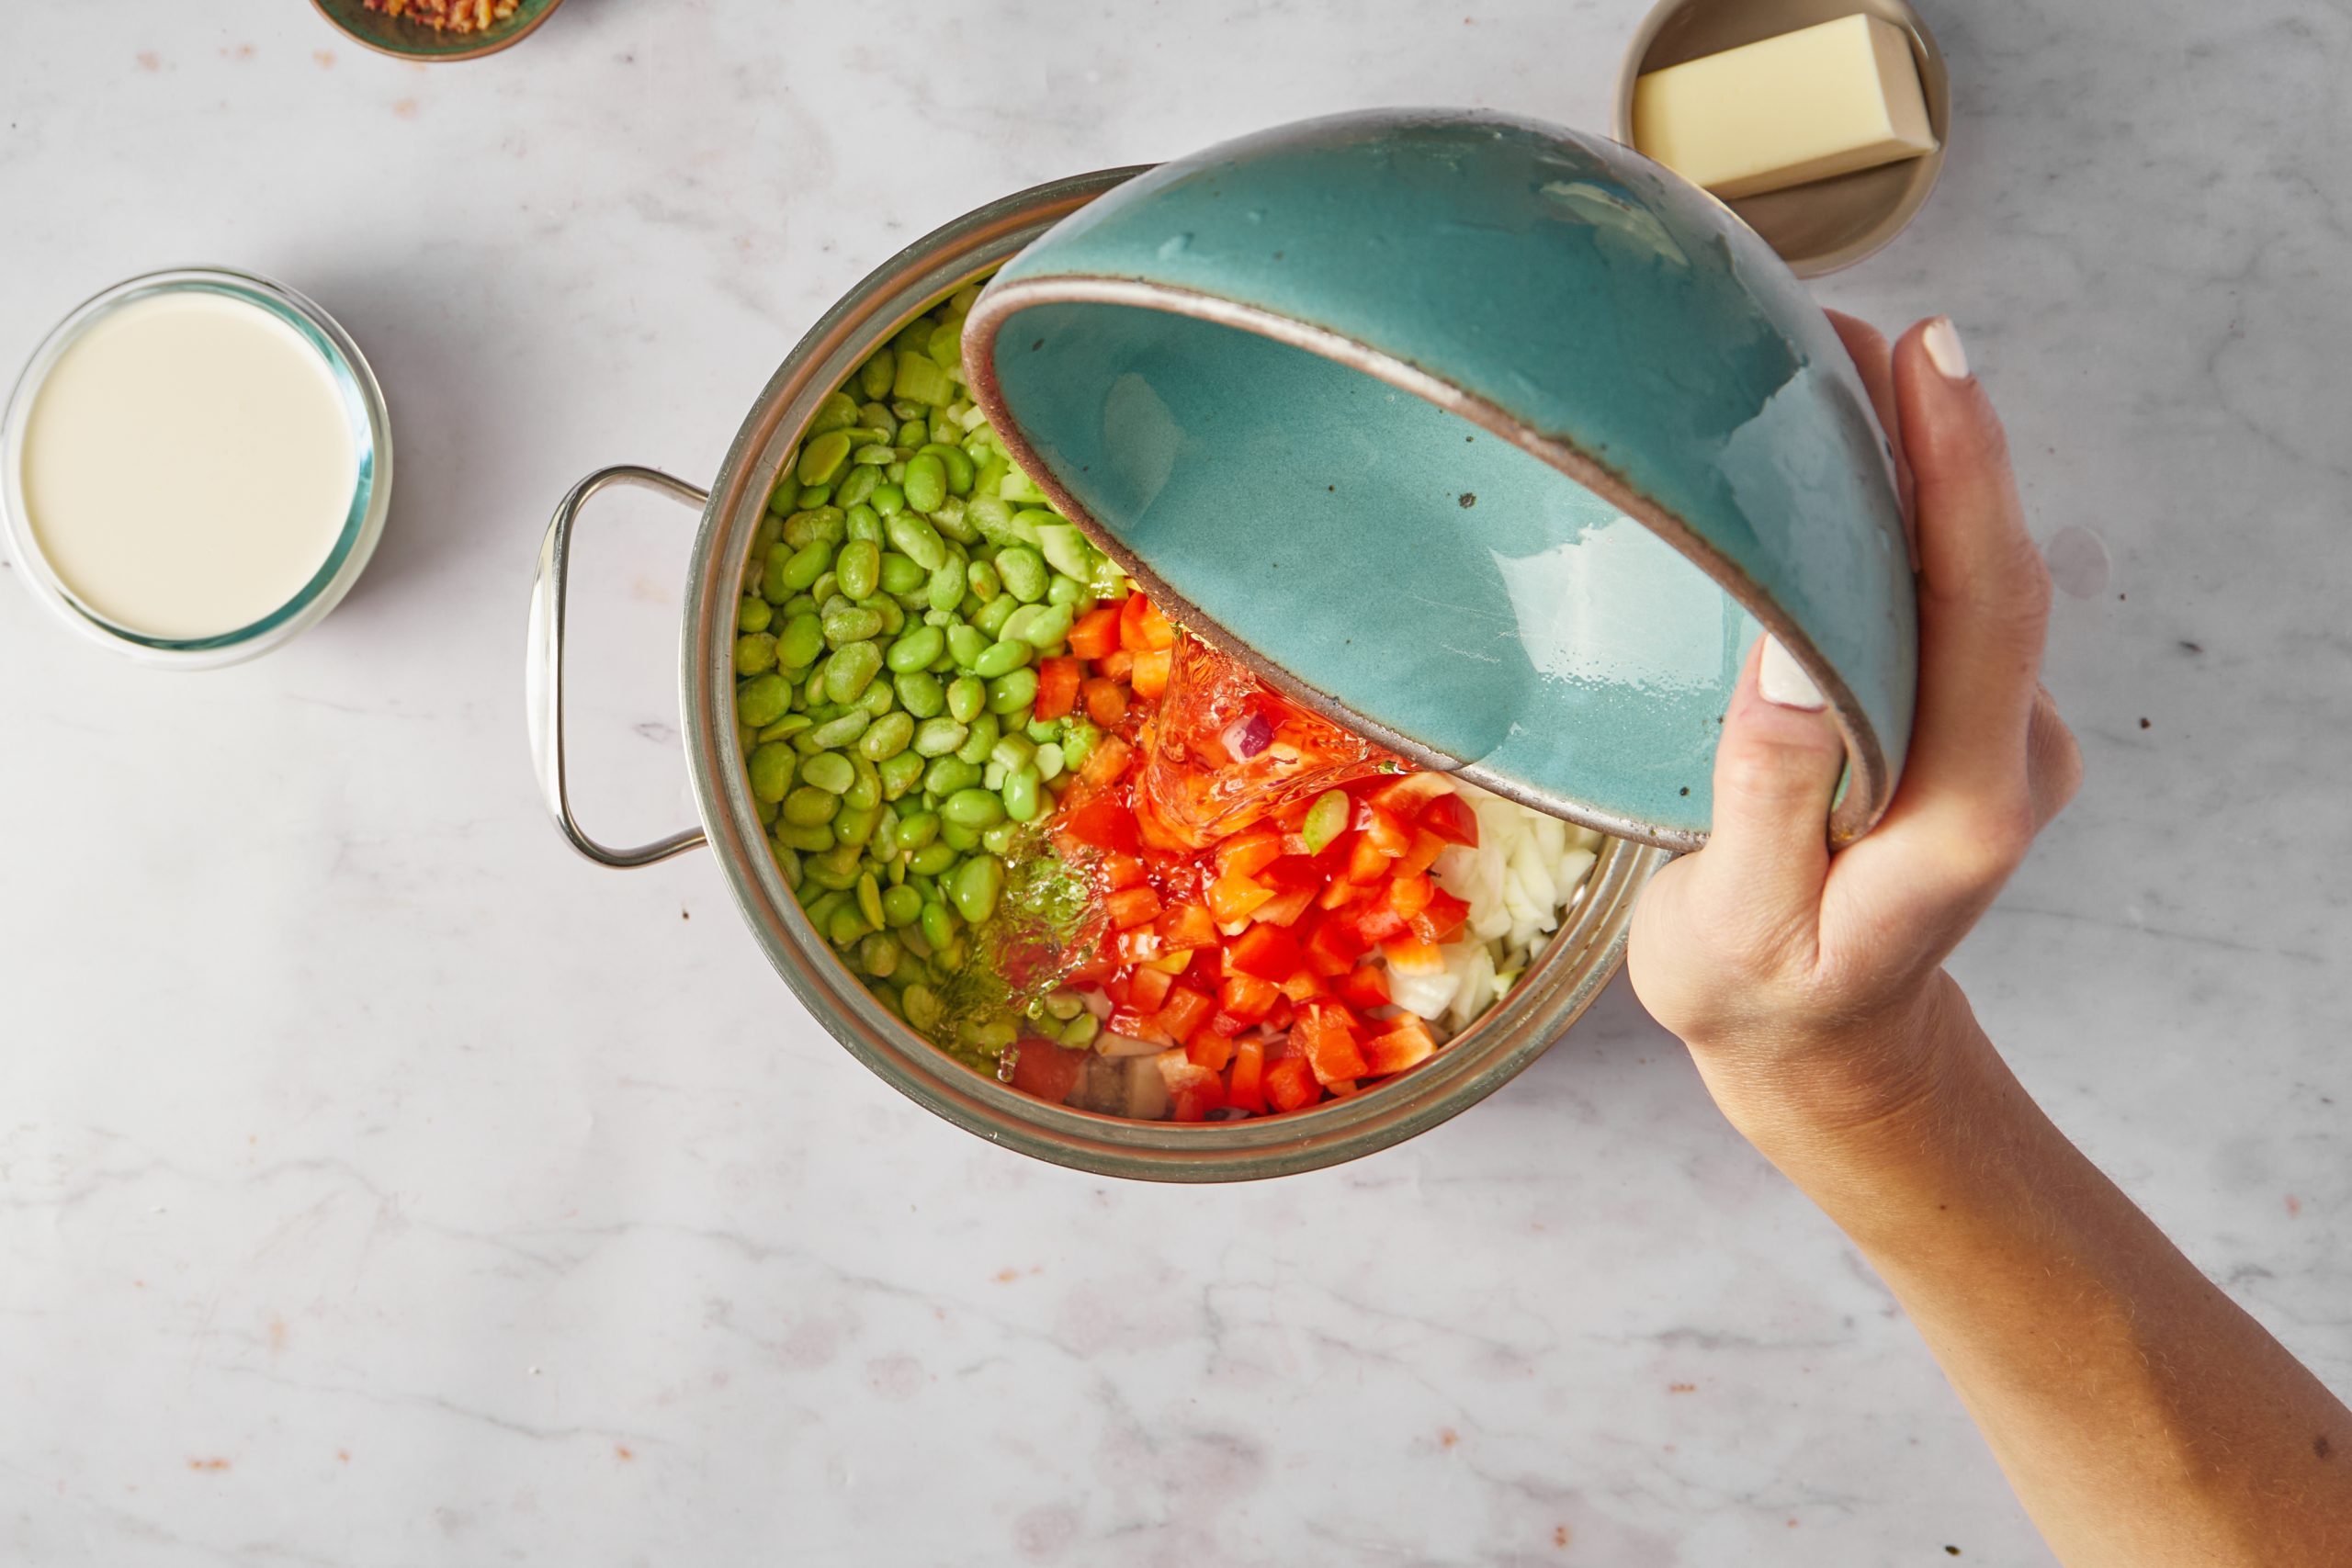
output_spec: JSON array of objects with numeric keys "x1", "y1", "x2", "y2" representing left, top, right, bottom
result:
[
  {"x1": 1095, "y1": 1031, "x2": 1163, "y2": 1057},
  {"x1": 1391, "y1": 782, "x2": 1605, "y2": 1032}
]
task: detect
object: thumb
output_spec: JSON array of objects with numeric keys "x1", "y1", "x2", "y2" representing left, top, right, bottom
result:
[{"x1": 1683, "y1": 634, "x2": 1848, "y2": 943}]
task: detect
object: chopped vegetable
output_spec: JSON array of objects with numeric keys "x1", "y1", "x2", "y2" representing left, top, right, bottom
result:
[{"x1": 737, "y1": 290, "x2": 1608, "y2": 1115}]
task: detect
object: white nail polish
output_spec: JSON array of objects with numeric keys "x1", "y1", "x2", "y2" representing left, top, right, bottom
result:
[
  {"x1": 1923, "y1": 317, "x2": 1969, "y2": 380},
  {"x1": 1759, "y1": 636, "x2": 1826, "y2": 710}
]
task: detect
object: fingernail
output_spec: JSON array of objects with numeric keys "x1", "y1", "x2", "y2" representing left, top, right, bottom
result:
[
  {"x1": 1923, "y1": 316, "x2": 1970, "y2": 380},
  {"x1": 1758, "y1": 636, "x2": 1826, "y2": 711}
]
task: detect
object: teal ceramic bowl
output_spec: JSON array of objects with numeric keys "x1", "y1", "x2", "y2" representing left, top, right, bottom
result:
[{"x1": 965, "y1": 110, "x2": 1916, "y2": 850}]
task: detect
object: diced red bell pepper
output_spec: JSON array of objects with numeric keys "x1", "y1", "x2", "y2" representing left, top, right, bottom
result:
[
  {"x1": 1100, "y1": 647, "x2": 1135, "y2": 681},
  {"x1": 1101, "y1": 851, "x2": 1149, "y2": 890},
  {"x1": 1346, "y1": 833, "x2": 1396, "y2": 885},
  {"x1": 1294, "y1": 999, "x2": 1369, "y2": 1085},
  {"x1": 1173, "y1": 1085, "x2": 1223, "y2": 1122},
  {"x1": 1410, "y1": 887, "x2": 1472, "y2": 945},
  {"x1": 1380, "y1": 933, "x2": 1445, "y2": 975},
  {"x1": 1257, "y1": 855, "x2": 1326, "y2": 893},
  {"x1": 1301, "y1": 912, "x2": 1368, "y2": 976},
  {"x1": 1213, "y1": 828, "x2": 1284, "y2": 880},
  {"x1": 1105, "y1": 885, "x2": 1163, "y2": 930},
  {"x1": 1363, "y1": 1016, "x2": 1439, "y2": 1077},
  {"x1": 1058, "y1": 794, "x2": 1139, "y2": 853},
  {"x1": 1206, "y1": 871, "x2": 1275, "y2": 926},
  {"x1": 1263, "y1": 1055, "x2": 1320, "y2": 1113},
  {"x1": 1323, "y1": 1077, "x2": 1360, "y2": 1098},
  {"x1": 1252, "y1": 886, "x2": 1316, "y2": 927},
  {"x1": 1129, "y1": 647, "x2": 1172, "y2": 700},
  {"x1": 1068, "y1": 604, "x2": 1123, "y2": 660},
  {"x1": 1368, "y1": 773, "x2": 1454, "y2": 817},
  {"x1": 1217, "y1": 971, "x2": 1280, "y2": 1022},
  {"x1": 1010, "y1": 1039, "x2": 1085, "y2": 1104},
  {"x1": 1317, "y1": 874, "x2": 1370, "y2": 911},
  {"x1": 1065, "y1": 948, "x2": 1118, "y2": 987},
  {"x1": 1227, "y1": 924, "x2": 1303, "y2": 981},
  {"x1": 1079, "y1": 734, "x2": 1135, "y2": 788},
  {"x1": 1157, "y1": 901, "x2": 1220, "y2": 953},
  {"x1": 1385, "y1": 873, "x2": 1435, "y2": 921},
  {"x1": 1335, "y1": 963, "x2": 1392, "y2": 1012},
  {"x1": 1034, "y1": 656, "x2": 1082, "y2": 722},
  {"x1": 1352, "y1": 902, "x2": 1408, "y2": 945},
  {"x1": 1184, "y1": 1028, "x2": 1235, "y2": 1072},
  {"x1": 1157, "y1": 984, "x2": 1216, "y2": 1043},
  {"x1": 1080, "y1": 676, "x2": 1130, "y2": 728},
  {"x1": 1119, "y1": 592, "x2": 1176, "y2": 653},
  {"x1": 1418, "y1": 792, "x2": 1480, "y2": 848},
  {"x1": 1227, "y1": 1036, "x2": 1267, "y2": 1113},
  {"x1": 1158, "y1": 1053, "x2": 1226, "y2": 1122},
  {"x1": 1362, "y1": 805, "x2": 1414, "y2": 857},
  {"x1": 1135, "y1": 801, "x2": 1193, "y2": 854},
  {"x1": 1276, "y1": 967, "x2": 1329, "y2": 1002},
  {"x1": 1114, "y1": 928, "x2": 1164, "y2": 964},
  {"x1": 1108, "y1": 1006, "x2": 1170, "y2": 1046},
  {"x1": 1391, "y1": 830, "x2": 1442, "y2": 882},
  {"x1": 1127, "y1": 965, "x2": 1174, "y2": 1013}
]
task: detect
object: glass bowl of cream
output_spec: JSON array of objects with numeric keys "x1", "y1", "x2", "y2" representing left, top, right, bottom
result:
[{"x1": 2, "y1": 267, "x2": 392, "y2": 668}]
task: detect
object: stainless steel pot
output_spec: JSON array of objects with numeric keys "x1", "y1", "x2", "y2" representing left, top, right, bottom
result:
[{"x1": 526, "y1": 168, "x2": 1671, "y2": 1182}]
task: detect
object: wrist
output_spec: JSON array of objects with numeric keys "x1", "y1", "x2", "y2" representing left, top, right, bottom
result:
[{"x1": 1687, "y1": 973, "x2": 2003, "y2": 1172}]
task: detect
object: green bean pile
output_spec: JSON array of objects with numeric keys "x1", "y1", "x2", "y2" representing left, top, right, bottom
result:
[{"x1": 732, "y1": 285, "x2": 1120, "y2": 1064}]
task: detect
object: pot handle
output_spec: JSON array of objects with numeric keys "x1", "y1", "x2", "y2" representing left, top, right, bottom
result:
[{"x1": 527, "y1": 464, "x2": 713, "y2": 869}]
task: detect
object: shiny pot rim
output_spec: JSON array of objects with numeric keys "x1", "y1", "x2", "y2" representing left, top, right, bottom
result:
[{"x1": 527, "y1": 167, "x2": 1670, "y2": 1183}]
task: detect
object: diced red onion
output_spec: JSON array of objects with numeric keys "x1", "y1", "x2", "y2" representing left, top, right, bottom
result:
[{"x1": 1222, "y1": 710, "x2": 1274, "y2": 760}]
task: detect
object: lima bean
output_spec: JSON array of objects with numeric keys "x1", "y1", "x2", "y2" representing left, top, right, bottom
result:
[
  {"x1": 859, "y1": 711, "x2": 915, "y2": 761},
  {"x1": 748, "y1": 744, "x2": 795, "y2": 803},
  {"x1": 987, "y1": 668, "x2": 1038, "y2": 715},
  {"x1": 835, "y1": 538, "x2": 880, "y2": 600},
  {"x1": 886, "y1": 512, "x2": 947, "y2": 571},
  {"x1": 824, "y1": 640, "x2": 883, "y2": 703},
  {"x1": 887, "y1": 624, "x2": 944, "y2": 672},
  {"x1": 972, "y1": 639, "x2": 1031, "y2": 679},
  {"x1": 895, "y1": 670, "x2": 945, "y2": 719},
  {"x1": 996, "y1": 547, "x2": 1048, "y2": 604},
  {"x1": 912, "y1": 716, "x2": 968, "y2": 757},
  {"x1": 951, "y1": 855, "x2": 1004, "y2": 924},
  {"x1": 737, "y1": 672, "x2": 791, "y2": 728}
]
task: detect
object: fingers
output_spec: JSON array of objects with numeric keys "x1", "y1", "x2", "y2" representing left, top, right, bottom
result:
[
  {"x1": 2026, "y1": 685, "x2": 2082, "y2": 833},
  {"x1": 1891, "y1": 319, "x2": 2053, "y2": 828},
  {"x1": 1826, "y1": 310, "x2": 1915, "y2": 555},
  {"x1": 1681, "y1": 635, "x2": 1848, "y2": 953}
]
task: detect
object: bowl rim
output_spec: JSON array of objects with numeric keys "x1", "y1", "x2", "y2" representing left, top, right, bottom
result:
[
  {"x1": 961, "y1": 271, "x2": 1889, "y2": 854},
  {"x1": 671, "y1": 167, "x2": 1671, "y2": 1181}
]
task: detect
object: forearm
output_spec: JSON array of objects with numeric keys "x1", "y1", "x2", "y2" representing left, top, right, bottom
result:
[{"x1": 1704, "y1": 979, "x2": 2352, "y2": 1568}]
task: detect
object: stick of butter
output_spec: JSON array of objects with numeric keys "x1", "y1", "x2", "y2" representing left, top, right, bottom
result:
[{"x1": 1633, "y1": 14, "x2": 1937, "y2": 200}]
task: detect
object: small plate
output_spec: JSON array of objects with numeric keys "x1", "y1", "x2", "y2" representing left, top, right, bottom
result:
[
  {"x1": 309, "y1": 0, "x2": 568, "y2": 62},
  {"x1": 1613, "y1": 0, "x2": 1951, "y2": 278}
]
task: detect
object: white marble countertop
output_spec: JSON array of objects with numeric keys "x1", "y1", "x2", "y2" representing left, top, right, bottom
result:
[{"x1": 4, "y1": 3, "x2": 2346, "y2": 1563}]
